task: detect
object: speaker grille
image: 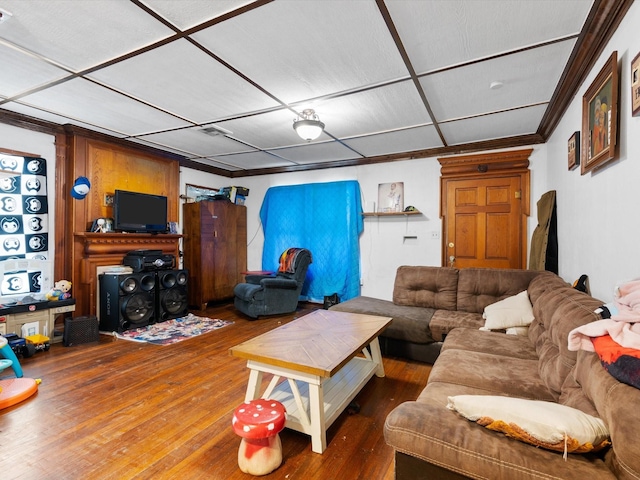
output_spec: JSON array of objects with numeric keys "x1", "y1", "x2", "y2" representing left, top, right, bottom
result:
[{"x1": 63, "y1": 316, "x2": 100, "y2": 347}]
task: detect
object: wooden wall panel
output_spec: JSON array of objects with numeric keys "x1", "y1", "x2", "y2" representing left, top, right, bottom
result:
[{"x1": 62, "y1": 131, "x2": 182, "y2": 316}]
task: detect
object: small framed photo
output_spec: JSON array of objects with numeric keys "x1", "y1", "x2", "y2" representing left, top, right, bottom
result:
[
  {"x1": 377, "y1": 182, "x2": 404, "y2": 213},
  {"x1": 632, "y1": 51, "x2": 640, "y2": 117},
  {"x1": 568, "y1": 131, "x2": 580, "y2": 170},
  {"x1": 581, "y1": 51, "x2": 619, "y2": 174}
]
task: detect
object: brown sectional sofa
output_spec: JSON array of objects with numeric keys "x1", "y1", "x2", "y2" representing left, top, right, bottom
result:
[
  {"x1": 331, "y1": 266, "x2": 542, "y2": 363},
  {"x1": 331, "y1": 266, "x2": 640, "y2": 479}
]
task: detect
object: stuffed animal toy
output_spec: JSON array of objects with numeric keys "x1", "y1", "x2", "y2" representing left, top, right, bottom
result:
[{"x1": 45, "y1": 280, "x2": 72, "y2": 301}]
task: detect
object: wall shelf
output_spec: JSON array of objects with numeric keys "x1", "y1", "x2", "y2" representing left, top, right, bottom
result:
[{"x1": 362, "y1": 210, "x2": 421, "y2": 217}]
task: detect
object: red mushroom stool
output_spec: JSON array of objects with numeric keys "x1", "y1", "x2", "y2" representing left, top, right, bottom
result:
[{"x1": 232, "y1": 399, "x2": 287, "y2": 475}]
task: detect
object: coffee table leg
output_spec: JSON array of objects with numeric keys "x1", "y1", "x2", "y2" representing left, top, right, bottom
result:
[
  {"x1": 245, "y1": 368, "x2": 264, "y2": 402},
  {"x1": 370, "y1": 338, "x2": 385, "y2": 377},
  {"x1": 308, "y1": 381, "x2": 327, "y2": 454}
]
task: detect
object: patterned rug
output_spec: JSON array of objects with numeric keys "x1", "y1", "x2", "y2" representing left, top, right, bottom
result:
[{"x1": 115, "y1": 313, "x2": 233, "y2": 345}]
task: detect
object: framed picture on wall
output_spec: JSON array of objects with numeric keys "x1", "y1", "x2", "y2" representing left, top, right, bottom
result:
[
  {"x1": 632, "y1": 51, "x2": 640, "y2": 117},
  {"x1": 377, "y1": 182, "x2": 404, "y2": 213},
  {"x1": 568, "y1": 131, "x2": 580, "y2": 170},
  {"x1": 581, "y1": 51, "x2": 618, "y2": 175}
]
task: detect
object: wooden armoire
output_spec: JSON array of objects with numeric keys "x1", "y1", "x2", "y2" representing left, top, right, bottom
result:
[{"x1": 183, "y1": 200, "x2": 247, "y2": 310}]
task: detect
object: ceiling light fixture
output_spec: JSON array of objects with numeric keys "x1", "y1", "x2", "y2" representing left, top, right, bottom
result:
[{"x1": 293, "y1": 109, "x2": 325, "y2": 141}]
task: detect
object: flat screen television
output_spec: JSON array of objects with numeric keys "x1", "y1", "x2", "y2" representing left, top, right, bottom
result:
[{"x1": 114, "y1": 189, "x2": 168, "y2": 233}]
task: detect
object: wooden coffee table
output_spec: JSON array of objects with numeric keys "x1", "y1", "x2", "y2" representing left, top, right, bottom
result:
[{"x1": 229, "y1": 309, "x2": 392, "y2": 453}]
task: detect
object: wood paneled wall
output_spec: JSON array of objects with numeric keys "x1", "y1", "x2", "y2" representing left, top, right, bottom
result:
[{"x1": 57, "y1": 128, "x2": 182, "y2": 316}]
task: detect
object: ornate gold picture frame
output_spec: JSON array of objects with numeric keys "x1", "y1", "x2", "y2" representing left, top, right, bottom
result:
[{"x1": 581, "y1": 51, "x2": 618, "y2": 174}]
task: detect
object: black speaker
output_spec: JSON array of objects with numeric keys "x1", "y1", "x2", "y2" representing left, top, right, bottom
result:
[
  {"x1": 63, "y1": 315, "x2": 100, "y2": 346},
  {"x1": 99, "y1": 272, "x2": 156, "y2": 332},
  {"x1": 156, "y1": 269, "x2": 188, "y2": 322}
]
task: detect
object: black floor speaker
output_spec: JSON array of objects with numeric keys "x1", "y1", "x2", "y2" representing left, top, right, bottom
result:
[
  {"x1": 99, "y1": 272, "x2": 156, "y2": 333},
  {"x1": 156, "y1": 269, "x2": 188, "y2": 322}
]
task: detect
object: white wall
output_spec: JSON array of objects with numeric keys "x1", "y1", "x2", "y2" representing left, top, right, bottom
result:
[
  {"x1": 0, "y1": 123, "x2": 57, "y2": 259},
  {"x1": 183, "y1": 147, "x2": 545, "y2": 301},
  {"x1": 545, "y1": 0, "x2": 640, "y2": 301}
]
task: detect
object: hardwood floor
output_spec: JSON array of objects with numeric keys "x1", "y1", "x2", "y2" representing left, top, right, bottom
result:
[{"x1": 1, "y1": 302, "x2": 431, "y2": 480}]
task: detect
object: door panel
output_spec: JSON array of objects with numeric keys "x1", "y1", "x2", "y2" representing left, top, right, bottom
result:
[{"x1": 445, "y1": 176, "x2": 522, "y2": 269}]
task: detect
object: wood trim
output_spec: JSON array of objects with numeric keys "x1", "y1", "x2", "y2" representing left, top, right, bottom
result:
[
  {"x1": 438, "y1": 148, "x2": 533, "y2": 178},
  {"x1": 0, "y1": 147, "x2": 42, "y2": 158},
  {"x1": 538, "y1": 0, "x2": 634, "y2": 139}
]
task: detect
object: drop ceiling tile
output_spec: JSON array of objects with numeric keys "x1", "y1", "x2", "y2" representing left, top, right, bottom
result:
[
  {"x1": 214, "y1": 150, "x2": 296, "y2": 170},
  {"x1": 420, "y1": 40, "x2": 575, "y2": 121},
  {"x1": 268, "y1": 141, "x2": 360, "y2": 164},
  {"x1": 1, "y1": 1, "x2": 174, "y2": 71},
  {"x1": 342, "y1": 125, "x2": 443, "y2": 157},
  {"x1": 125, "y1": 137, "x2": 194, "y2": 157},
  {"x1": 135, "y1": 126, "x2": 257, "y2": 156},
  {"x1": 315, "y1": 81, "x2": 433, "y2": 139},
  {"x1": 88, "y1": 39, "x2": 279, "y2": 124},
  {"x1": 440, "y1": 104, "x2": 548, "y2": 145},
  {"x1": 187, "y1": 158, "x2": 243, "y2": 171},
  {"x1": 20, "y1": 78, "x2": 191, "y2": 135},
  {"x1": 389, "y1": 0, "x2": 592, "y2": 73},
  {"x1": 192, "y1": 1, "x2": 408, "y2": 104},
  {"x1": 0, "y1": 43, "x2": 68, "y2": 97},
  {"x1": 0, "y1": 103, "x2": 127, "y2": 138},
  {"x1": 207, "y1": 109, "x2": 314, "y2": 150},
  {"x1": 140, "y1": 0, "x2": 254, "y2": 30}
]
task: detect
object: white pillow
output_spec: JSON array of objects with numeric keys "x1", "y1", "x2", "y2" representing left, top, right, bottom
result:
[
  {"x1": 446, "y1": 395, "x2": 610, "y2": 457},
  {"x1": 505, "y1": 326, "x2": 529, "y2": 336},
  {"x1": 481, "y1": 290, "x2": 534, "y2": 330}
]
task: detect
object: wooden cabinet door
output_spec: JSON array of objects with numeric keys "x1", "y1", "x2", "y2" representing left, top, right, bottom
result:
[
  {"x1": 444, "y1": 176, "x2": 523, "y2": 269},
  {"x1": 209, "y1": 202, "x2": 245, "y2": 299},
  {"x1": 183, "y1": 201, "x2": 247, "y2": 309}
]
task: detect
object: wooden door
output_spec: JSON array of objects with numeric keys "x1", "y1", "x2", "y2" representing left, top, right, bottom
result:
[
  {"x1": 444, "y1": 176, "x2": 522, "y2": 269},
  {"x1": 439, "y1": 149, "x2": 532, "y2": 270}
]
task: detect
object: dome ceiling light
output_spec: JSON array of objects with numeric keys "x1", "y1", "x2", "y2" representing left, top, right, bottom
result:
[{"x1": 293, "y1": 109, "x2": 325, "y2": 141}]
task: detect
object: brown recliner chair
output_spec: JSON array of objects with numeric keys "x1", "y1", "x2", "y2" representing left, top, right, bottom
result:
[{"x1": 233, "y1": 248, "x2": 312, "y2": 319}]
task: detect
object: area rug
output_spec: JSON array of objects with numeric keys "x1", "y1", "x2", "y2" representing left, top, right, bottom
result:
[{"x1": 115, "y1": 313, "x2": 233, "y2": 345}]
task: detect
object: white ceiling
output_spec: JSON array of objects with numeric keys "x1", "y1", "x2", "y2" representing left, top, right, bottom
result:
[{"x1": 0, "y1": 0, "x2": 597, "y2": 175}]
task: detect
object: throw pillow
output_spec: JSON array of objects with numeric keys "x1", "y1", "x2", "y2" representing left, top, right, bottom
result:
[
  {"x1": 481, "y1": 290, "x2": 534, "y2": 330},
  {"x1": 446, "y1": 395, "x2": 610, "y2": 457}
]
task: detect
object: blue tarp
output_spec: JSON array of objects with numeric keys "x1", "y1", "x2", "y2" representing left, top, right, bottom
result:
[{"x1": 259, "y1": 180, "x2": 363, "y2": 303}]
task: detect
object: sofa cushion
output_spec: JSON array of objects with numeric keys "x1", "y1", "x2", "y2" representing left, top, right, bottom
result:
[
  {"x1": 329, "y1": 295, "x2": 435, "y2": 344},
  {"x1": 456, "y1": 268, "x2": 541, "y2": 314},
  {"x1": 429, "y1": 310, "x2": 483, "y2": 342},
  {"x1": 441, "y1": 328, "x2": 538, "y2": 360},
  {"x1": 392, "y1": 266, "x2": 458, "y2": 310},
  {"x1": 528, "y1": 286, "x2": 603, "y2": 399},
  {"x1": 385, "y1": 382, "x2": 617, "y2": 480},
  {"x1": 446, "y1": 395, "x2": 610, "y2": 455},
  {"x1": 428, "y1": 348, "x2": 555, "y2": 401},
  {"x1": 572, "y1": 350, "x2": 640, "y2": 479}
]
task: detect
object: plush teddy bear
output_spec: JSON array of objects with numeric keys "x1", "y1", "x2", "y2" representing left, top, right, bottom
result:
[{"x1": 45, "y1": 280, "x2": 72, "y2": 301}]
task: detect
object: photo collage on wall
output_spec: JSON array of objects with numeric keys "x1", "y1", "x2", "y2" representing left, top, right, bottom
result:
[{"x1": 0, "y1": 153, "x2": 50, "y2": 300}]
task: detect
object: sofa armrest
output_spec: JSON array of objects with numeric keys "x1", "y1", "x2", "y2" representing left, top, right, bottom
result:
[{"x1": 259, "y1": 277, "x2": 298, "y2": 289}]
